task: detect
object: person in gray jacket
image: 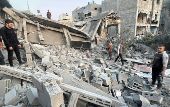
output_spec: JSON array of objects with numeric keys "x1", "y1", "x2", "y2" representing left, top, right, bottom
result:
[{"x1": 149, "y1": 45, "x2": 169, "y2": 92}]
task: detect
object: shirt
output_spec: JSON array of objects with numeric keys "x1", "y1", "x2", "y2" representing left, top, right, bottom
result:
[
  {"x1": 153, "y1": 51, "x2": 169, "y2": 67},
  {"x1": 117, "y1": 44, "x2": 123, "y2": 54},
  {"x1": 109, "y1": 43, "x2": 112, "y2": 52},
  {"x1": 0, "y1": 27, "x2": 20, "y2": 47}
]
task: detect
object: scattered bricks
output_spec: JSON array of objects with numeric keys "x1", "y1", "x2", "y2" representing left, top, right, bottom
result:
[
  {"x1": 0, "y1": 79, "x2": 11, "y2": 97},
  {"x1": 4, "y1": 88, "x2": 20, "y2": 105},
  {"x1": 104, "y1": 68, "x2": 111, "y2": 74},
  {"x1": 132, "y1": 94, "x2": 151, "y2": 106},
  {"x1": 132, "y1": 82, "x2": 143, "y2": 90},
  {"x1": 95, "y1": 58, "x2": 105, "y2": 64},
  {"x1": 68, "y1": 93, "x2": 79, "y2": 107},
  {"x1": 99, "y1": 73, "x2": 111, "y2": 86},
  {"x1": 142, "y1": 91, "x2": 163, "y2": 104},
  {"x1": 118, "y1": 73, "x2": 128, "y2": 83},
  {"x1": 26, "y1": 87, "x2": 39, "y2": 105},
  {"x1": 33, "y1": 66, "x2": 44, "y2": 73},
  {"x1": 30, "y1": 44, "x2": 43, "y2": 58},
  {"x1": 92, "y1": 71, "x2": 100, "y2": 77},
  {"x1": 51, "y1": 56, "x2": 59, "y2": 63},
  {"x1": 42, "y1": 56, "x2": 51, "y2": 67},
  {"x1": 110, "y1": 73, "x2": 117, "y2": 82},
  {"x1": 124, "y1": 96, "x2": 134, "y2": 105}
]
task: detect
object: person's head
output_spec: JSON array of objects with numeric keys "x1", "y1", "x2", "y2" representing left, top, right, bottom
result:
[
  {"x1": 121, "y1": 41, "x2": 125, "y2": 45},
  {"x1": 5, "y1": 19, "x2": 13, "y2": 29},
  {"x1": 157, "y1": 45, "x2": 165, "y2": 53},
  {"x1": 14, "y1": 29, "x2": 18, "y2": 34},
  {"x1": 48, "y1": 10, "x2": 49, "y2": 12}
]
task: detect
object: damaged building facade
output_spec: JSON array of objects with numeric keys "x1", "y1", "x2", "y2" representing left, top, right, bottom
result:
[
  {"x1": 73, "y1": 0, "x2": 163, "y2": 38},
  {"x1": 72, "y1": 2, "x2": 102, "y2": 22},
  {"x1": 102, "y1": 0, "x2": 163, "y2": 37}
]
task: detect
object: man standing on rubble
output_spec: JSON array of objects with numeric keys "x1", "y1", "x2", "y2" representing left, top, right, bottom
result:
[
  {"x1": 0, "y1": 19, "x2": 23, "y2": 67},
  {"x1": 47, "y1": 10, "x2": 51, "y2": 19},
  {"x1": 149, "y1": 45, "x2": 169, "y2": 92},
  {"x1": 115, "y1": 41, "x2": 125, "y2": 65},
  {"x1": 109, "y1": 41, "x2": 112, "y2": 60}
]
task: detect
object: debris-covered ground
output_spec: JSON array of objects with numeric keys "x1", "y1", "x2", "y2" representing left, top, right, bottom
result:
[{"x1": 0, "y1": 38, "x2": 170, "y2": 107}]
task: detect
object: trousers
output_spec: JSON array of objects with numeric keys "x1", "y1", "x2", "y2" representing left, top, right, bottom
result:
[
  {"x1": 6, "y1": 44, "x2": 22, "y2": 67},
  {"x1": 152, "y1": 67, "x2": 163, "y2": 89},
  {"x1": 115, "y1": 53, "x2": 124, "y2": 65}
]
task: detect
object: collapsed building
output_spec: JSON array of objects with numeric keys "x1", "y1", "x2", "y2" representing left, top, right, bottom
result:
[{"x1": 0, "y1": 0, "x2": 92, "y2": 49}]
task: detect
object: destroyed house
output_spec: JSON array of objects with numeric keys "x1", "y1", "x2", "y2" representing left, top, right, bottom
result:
[
  {"x1": 0, "y1": 0, "x2": 91, "y2": 49},
  {"x1": 74, "y1": 10, "x2": 121, "y2": 40}
]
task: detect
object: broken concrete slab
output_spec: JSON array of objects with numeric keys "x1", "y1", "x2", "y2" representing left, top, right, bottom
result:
[
  {"x1": 0, "y1": 79, "x2": 11, "y2": 97},
  {"x1": 26, "y1": 87, "x2": 39, "y2": 105},
  {"x1": 4, "y1": 88, "x2": 20, "y2": 106},
  {"x1": 68, "y1": 93, "x2": 79, "y2": 107}
]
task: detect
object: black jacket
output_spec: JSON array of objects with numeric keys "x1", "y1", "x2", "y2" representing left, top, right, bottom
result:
[{"x1": 0, "y1": 26, "x2": 20, "y2": 47}]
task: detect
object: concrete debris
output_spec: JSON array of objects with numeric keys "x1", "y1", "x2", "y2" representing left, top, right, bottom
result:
[
  {"x1": 4, "y1": 88, "x2": 20, "y2": 106},
  {"x1": 0, "y1": 0, "x2": 170, "y2": 107},
  {"x1": 26, "y1": 87, "x2": 39, "y2": 105}
]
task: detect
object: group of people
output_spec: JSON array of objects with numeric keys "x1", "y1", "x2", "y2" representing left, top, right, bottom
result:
[
  {"x1": 0, "y1": 19, "x2": 23, "y2": 67},
  {"x1": 107, "y1": 39, "x2": 168, "y2": 92}
]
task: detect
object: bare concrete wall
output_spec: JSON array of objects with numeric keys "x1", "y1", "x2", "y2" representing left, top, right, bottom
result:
[
  {"x1": 26, "y1": 23, "x2": 66, "y2": 45},
  {"x1": 102, "y1": 0, "x2": 138, "y2": 38},
  {"x1": 71, "y1": 36, "x2": 86, "y2": 41}
]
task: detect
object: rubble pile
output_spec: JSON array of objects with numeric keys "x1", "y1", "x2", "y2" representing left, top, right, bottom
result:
[{"x1": 0, "y1": 39, "x2": 170, "y2": 107}]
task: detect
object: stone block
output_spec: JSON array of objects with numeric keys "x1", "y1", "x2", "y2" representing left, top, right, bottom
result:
[
  {"x1": 68, "y1": 93, "x2": 79, "y2": 107},
  {"x1": 118, "y1": 73, "x2": 128, "y2": 83},
  {"x1": 132, "y1": 94, "x2": 150, "y2": 106},
  {"x1": 99, "y1": 73, "x2": 111, "y2": 86},
  {"x1": 104, "y1": 68, "x2": 111, "y2": 74},
  {"x1": 4, "y1": 88, "x2": 20, "y2": 105},
  {"x1": 0, "y1": 79, "x2": 11, "y2": 97},
  {"x1": 26, "y1": 87, "x2": 39, "y2": 105},
  {"x1": 38, "y1": 83, "x2": 64, "y2": 107},
  {"x1": 51, "y1": 56, "x2": 59, "y2": 63}
]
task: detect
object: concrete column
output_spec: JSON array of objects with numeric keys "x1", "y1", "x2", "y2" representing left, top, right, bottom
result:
[
  {"x1": 23, "y1": 18, "x2": 27, "y2": 41},
  {"x1": 117, "y1": 24, "x2": 121, "y2": 36}
]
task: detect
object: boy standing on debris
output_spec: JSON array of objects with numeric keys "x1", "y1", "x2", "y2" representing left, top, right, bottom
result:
[
  {"x1": 149, "y1": 45, "x2": 169, "y2": 92},
  {"x1": 0, "y1": 19, "x2": 23, "y2": 67},
  {"x1": 109, "y1": 41, "x2": 112, "y2": 60},
  {"x1": 115, "y1": 41, "x2": 125, "y2": 65}
]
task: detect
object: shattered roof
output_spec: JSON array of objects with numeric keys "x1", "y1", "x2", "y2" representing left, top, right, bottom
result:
[
  {"x1": 20, "y1": 11, "x2": 90, "y2": 38},
  {"x1": 0, "y1": 0, "x2": 12, "y2": 8},
  {"x1": 81, "y1": 10, "x2": 115, "y2": 39}
]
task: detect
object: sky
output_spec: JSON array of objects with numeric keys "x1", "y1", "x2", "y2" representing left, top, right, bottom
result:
[{"x1": 9, "y1": 0, "x2": 103, "y2": 20}]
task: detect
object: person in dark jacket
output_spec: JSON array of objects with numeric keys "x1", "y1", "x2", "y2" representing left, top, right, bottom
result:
[
  {"x1": 0, "y1": 19, "x2": 22, "y2": 67},
  {"x1": 149, "y1": 45, "x2": 169, "y2": 92}
]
